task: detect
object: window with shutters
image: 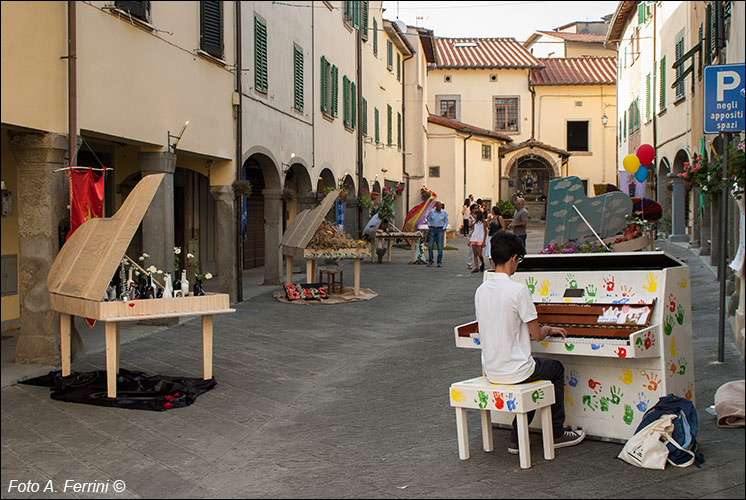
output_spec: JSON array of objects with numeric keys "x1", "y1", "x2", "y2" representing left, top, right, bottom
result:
[
  {"x1": 387, "y1": 40, "x2": 393, "y2": 70},
  {"x1": 351, "y1": 82, "x2": 357, "y2": 129},
  {"x1": 659, "y1": 57, "x2": 666, "y2": 111},
  {"x1": 373, "y1": 18, "x2": 378, "y2": 56},
  {"x1": 254, "y1": 16, "x2": 268, "y2": 94},
  {"x1": 387, "y1": 104, "x2": 393, "y2": 146},
  {"x1": 375, "y1": 107, "x2": 380, "y2": 143},
  {"x1": 362, "y1": 98, "x2": 368, "y2": 136},
  {"x1": 623, "y1": 111, "x2": 627, "y2": 140},
  {"x1": 344, "y1": 1, "x2": 359, "y2": 29},
  {"x1": 429, "y1": 166, "x2": 440, "y2": 178},
  {"x1": 619, "y1": 119, "x2": 622, "y2": 143},
  {"x1": 493, "y1": 97, "x2": 519, "y2": 133},
  {"x1": 115, "y1": 1, "x2": 150, "y2": 23},
  {"x1": 645, "y1": 73, "x2": 651, "y2": 122},
  {"x1": 331, "y1": 65, "x2": 338, "y2": 117},
  {"x1": 674, "y1": 38, "x2": 685, "y2": 101},
  {"x1": 200, "y1": 1, "x2": 223, "y2": 59},
  {"x1": 397, "y1": 112, "x2": 401, "y2": 150},
  {"x1": 361, "y1": 1, "x2": 369, "y2": 42},
  {"x1": 293, "y1": 46, "x2": 303, "y2": 112},
  {"x1": 343, "y1": 75, "x2": 350, "y2": 126},
  {"x1": 320, "y1": 56, "x2": 329, "y2": 113},
  {"x1": 397, "y1": 53, "x2": 401, "y2": 81}
]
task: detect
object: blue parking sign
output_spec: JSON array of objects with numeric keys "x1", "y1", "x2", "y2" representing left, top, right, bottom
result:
[
  {"x1": 335, "y1": 200, "x2": 345, "y2": 229},
  {"x1": 703, "y1": 64, "x2": 745, "y2": 134}
]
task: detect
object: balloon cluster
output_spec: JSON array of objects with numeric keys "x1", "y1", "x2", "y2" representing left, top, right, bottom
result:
[{"x1": 623, "y1": 144, "x2": 655, "y2": 182}]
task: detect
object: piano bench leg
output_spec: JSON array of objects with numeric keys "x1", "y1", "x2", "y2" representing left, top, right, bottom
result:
[
  {"x1": 480, "y1": 409, "x2": 493, "y2": 453},
  {"x1": 516, "y1": 412, "x2": 531, "y2": 469},
  {"x1": 541, "y1": 406, "x2": 555, "y2": 461},
  {"x1": 455, "y1": 407, "x2": 469, "y2": 460}
]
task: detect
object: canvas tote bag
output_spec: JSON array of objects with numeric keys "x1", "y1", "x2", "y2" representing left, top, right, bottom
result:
[{"x1": 617, "y1": 413, "x2": 695, "y2": 469}]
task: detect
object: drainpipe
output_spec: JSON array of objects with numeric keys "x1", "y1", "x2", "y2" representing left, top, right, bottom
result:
[
  {"x1": 402, "y1": 49, "x2": 414, "y2": 215},
  {"x1": 528, "y1": 71, "x2": 536, "y2": 140},
  {"x1": 462, "y1": 131, "x2": 473, "y2": 201},
  {"x1": 356, "y1": 16, "x2": 363, "y2": 237},
  {"x1": 67, "y1": 1, "x2": 77, "y2": 166},
  {"x1": 235, "y1": 0, "x2": 243, "y2": 302},
  {"x1": 652, "y1": 2, "x2": 658, "y2": 202}
]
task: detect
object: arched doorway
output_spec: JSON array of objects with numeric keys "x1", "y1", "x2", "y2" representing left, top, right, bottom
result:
[
  {"x1": 241, "y1": 151, "x2": 281, "y2": 277},
  {"x1": 657, "y1": 157, "x2": 672, "y2": 236},
  {"x1": 507, "y1": 152, "x2": 558, "y2": 220},
  {"x1": 670, "y1": 150, "x2": 690, "y2": 242},
  {"x1": 283, "y1": 162, "x2": 312, "y2": 231}
]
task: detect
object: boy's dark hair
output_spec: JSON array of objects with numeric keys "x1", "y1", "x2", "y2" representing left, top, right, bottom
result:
[
  {"x1": 476, "y1": 198, "x2": 483, "y2": 205},
  {"x1": 490, "y1": 230, "x2": 525, "y2": 265},
  {"x1": 492, "y1": 205, "x2": 501, "y2": 217},
  {"x1": 474, "y1": 210, "x2": 484, "y2": 223}
]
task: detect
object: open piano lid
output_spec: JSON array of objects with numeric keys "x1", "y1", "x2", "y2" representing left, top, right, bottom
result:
[
  {"x1": 47, "y1": 173, "x2": 164, "y2": 301},
  {"x1": 280, "y1": 189, "x2": 340, "y2": 251}
]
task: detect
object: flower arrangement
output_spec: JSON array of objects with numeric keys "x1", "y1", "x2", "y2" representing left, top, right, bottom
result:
[
  {"x1": 307, "y1": 220, "x2": 368, "y2": 251},
  {"x1": 173, "y1": 246, "x2": 182, "y2": 274},
  {"x1": 187, "y1": 252, "x2": 213, "y2": 283},
  {"x1": 360, "y1": 184, "x2": 403, "y2": 224},
  {"x1": 678, "y1": 141, "x2": 745, "y2": 202},
  {"x1": 539, "y1": 239, "x2": 610, "y2": 254},
  {"x1": 421, "y1": 185, "x2": 436, "y2": 200}
]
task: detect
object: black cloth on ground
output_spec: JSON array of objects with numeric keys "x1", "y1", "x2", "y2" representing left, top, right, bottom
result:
[{"x1": 18, "y1": 368, "x2": 216, "y2": 411}]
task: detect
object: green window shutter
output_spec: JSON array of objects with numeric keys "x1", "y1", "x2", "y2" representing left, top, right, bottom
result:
[
  {"x1": 623, "y1": 110, "x2": 627, "y2": 140},
  {"x1": 375, "y1": 107, "x2": 380, "y2": 143},
  {"x1": 637, "y1": 2, "x2": 645, "y2": 25},
  {"x1": 645, "y1": 73, "x2": 651, "y2": 122},
  {"x1": 396, "y1": 53, "x2": 401, "y2": 81},
  {"x1": 353, "y1": 1, "x2": 359, "y2": 29},
  {"x1": 351, "y1": 82, "x2": 357, "y2": 129},
  {"x1": 675, "y1": 39, "x2": 684, "y2": 99},
  {"x1": 343, "y1": 75, "x2": 349, "y2": 126},
  {"x1": 344, "y1": 1, "x2": 351, "y2": 23},
  {"x1": 320, "y1": 56, "x2": 328, "y2": 113},
  {"x1": 200, "y1": 1, "x2": 223, "y2": 59},
  {"x1": 373, "y1": 18, "x2": 378, "y2": 55},
  {"x1": 254, "y1": 17, "x2": 268, "y2": 94},
  {"x1": 361, "y1": 1, "x2": 369, "y2": 42},
  {"x1": 294, "y1": 47, "x2": 304, "y2": 112},
  {"x1": 659, "y1": 57, "x2": 666, "y2": 111},
  {"x1": 362, "y1": 97, "x2": 367, "y2": 135},
  {"x1": 387, "y1": 40, "x2": 393, "y2": 70},
  {"x1": 619, "y1": 120, "x2": 622, "y2": 143},
  {"x1": 387, "y1": 104, "x2": 392, "y2": 145},
  {"x1": 331, "y1": 65, "x2": 339, "y2": 117},
  {"x1": 397, "y1": 111, "x2": 401, "y2": 150}
]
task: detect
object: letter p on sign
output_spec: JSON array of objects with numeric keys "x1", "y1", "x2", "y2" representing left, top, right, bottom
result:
[{"x1": 717, "y1": 71, "x2": 740, "y2": 101}]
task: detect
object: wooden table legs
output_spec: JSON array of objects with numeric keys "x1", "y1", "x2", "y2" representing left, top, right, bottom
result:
[
  {"x1": 60, "y1": 313, "x2": 71, "y2": 377},
  {"x1": 353, "y1": 258, "x2": 361, "y2": 296},
  {"x1": 105, "y1": 322, "x2": 120, "y2": 398},
  {"x1": 202, "y1": 315, "x2": 213, "y2": 380}
]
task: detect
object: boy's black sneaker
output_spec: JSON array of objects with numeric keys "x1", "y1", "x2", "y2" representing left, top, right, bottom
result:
[{"x1": 554, "y1": 429, "x2": 585, "y2": 449}]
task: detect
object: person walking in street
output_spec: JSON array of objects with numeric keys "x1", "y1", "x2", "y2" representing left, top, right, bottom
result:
[
  {"x1": 426, "y1": 201, "x2": 449, "y2": 267},
  {"x1": 461, "y1": 198, "x2": 471, "y2": 238},
  {"x1": 475, "y1": 230, "x2": 585, "y2": 454},
  {"x1": 466, "y1": 203, "x2": 479, "y2": 269},
  {"x1": 508, "y1": 197, "x2": 528, "y2": 250},
  {"x1": 486, "y1": 205, "x2": 506, "y2": 269},
  {"x1": 469, "y1": 209, "x2": 487, "y2": 273}
]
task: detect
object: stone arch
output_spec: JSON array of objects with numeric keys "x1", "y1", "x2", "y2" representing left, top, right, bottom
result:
[
  {"x1": 503, "y1": 149, "x2": 561, "y2": 179},
  {"x1": 316, "y1": 168, "x2": 335, "y2": 194},
  {"x1": 283, "y1": 162, "x2": 313, "y2": 228},
  {"x1": 669, "y1": 149, "x2": 690, "y2": 241}
]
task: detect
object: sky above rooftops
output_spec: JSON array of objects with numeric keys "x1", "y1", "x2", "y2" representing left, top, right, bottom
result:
[{"x1": 379, "y1": 1, "x2": 620, "y2": 43}]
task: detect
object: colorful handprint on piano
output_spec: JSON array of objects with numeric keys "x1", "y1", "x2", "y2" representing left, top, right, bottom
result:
[
  {"x1": 475, "y1": 390, "x2": 489, "y2": 408},
  {"x1": 634, "y1": 392, "x2": 650, "y2": 412},
  {"x1": 585, "y1": 284, "x2": 597, "y2": 297},
  {"x1": 644, "y1": 372, "x2": 661, "y2": 391},
  {"x1": 564, "y1": 342, "x2": 575, "y2": 351},
  {"x1": 643, "y1": 331, "x2": 654, "y2": 350},
  {"x1": 582, "y1": 394, "x2": 598, "y2": 412},
  {"x1": 623, "y1": 404, "x2": 634, "y2": 425},
  {"x1": 565, "y1": 273, "x2": 578, "y2": 289},
  {"x1": 539, "y1": 280, "x2": 550, "y2": 297},
  {"x1": 588, "y1": 378, "x2": 602, "y2": 394},
  {"x1": 602, "y1": 275, "x2": 615, "y2": 292},
  {"x1": 567, "y1": 370, "x2": 579, "y2": 387},
  {"x1": 525, "y1": 276, "x2": 537, "y2": 294},
  {"x1": 668, "y1": 293, "x2": 676, "y2": 313},
  {"x1": 664, "y1": 315, "x2": 675, "y2": 336},
  {"x1": 685, "y1": 381, "x2": 693, "y2": 400},
  {"x1": 492, "y1": 391, "x2": 505, "y2": 409},
  {"x1": 532, "y1": 389, "x2": 545, "y2": 403},
  {"x1": 599, "y1": 396, "x2": 610, "y2": 412},
  {"x1": 676, "y1": 304, "x2": 685, "y2": 325},
  {"x1": 450, "y1": 387, "x2": 465, "y2": 402},
  {"x1": 614, "y1": 347, "x2": 627, "y2": 358},
  {"x1": 643, "y1": 272, "x2": 658, "y2": 293},
  {"x1": 610, "y1": 385, "x2": 623, "y2": 405},
  {"x1": 565, "y1": 389, "x2": 574, "y2": 407},
  {"x1": 677, "y1": 357, "x2": 687, "y2": 375},
  {"x1": 668, "y1": 360, "x2": 677, "y2": 377},
  {"x1": 670, "y1": 335, "x2": 678, "y2": 356},
  {"x1": 619, "y1": 285, "x2": 634, "y2": 299},
  {"x1": 678, "y1": 271, "x2": 688, "y2": 289},
  {"x1": 619, "y1": 368, "x2": 633, "y2": 385}
]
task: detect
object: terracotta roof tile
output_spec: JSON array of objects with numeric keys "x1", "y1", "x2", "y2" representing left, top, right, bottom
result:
[
  {"x1": 432, "y1": 37, "x2": 543, "y2": 69},
  {"x1": 531, "y1": 57, "x2": 617, "y2": 85},
  {"x1": 427, "y1": 115, "x2": 513, "y2": 142}
]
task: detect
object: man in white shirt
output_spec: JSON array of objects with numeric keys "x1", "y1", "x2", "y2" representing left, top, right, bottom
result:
[{"x1": 475, "y1": 230, "x2": 585, "y2": 454}]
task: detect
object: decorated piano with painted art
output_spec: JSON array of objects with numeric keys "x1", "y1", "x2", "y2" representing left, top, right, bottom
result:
[{"x1": 454, "y1": 251, "x2": 694, "y2": 442}]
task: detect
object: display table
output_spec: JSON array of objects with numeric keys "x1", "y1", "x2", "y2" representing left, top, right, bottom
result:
[{"x1": 371, "y1": 230, "x2": 423, "y2": 263}]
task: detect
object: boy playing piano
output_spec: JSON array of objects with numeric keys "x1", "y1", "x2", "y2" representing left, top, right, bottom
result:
[{"x1": 475, "y1": 230, "x2": 585, "y2": 454}]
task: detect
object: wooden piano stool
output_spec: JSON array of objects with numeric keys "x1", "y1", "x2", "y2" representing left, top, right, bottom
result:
[
  {"x1": 449, "y1": 377, "x2": 555, "y2": 469},
  {"x1": 318, "y1": 269, "x2": 343, "y2": 294}
]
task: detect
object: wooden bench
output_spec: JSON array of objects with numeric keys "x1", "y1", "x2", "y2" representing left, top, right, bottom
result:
[{"x1": 449, "y1": 376, "x2": 555, "y2": 469}]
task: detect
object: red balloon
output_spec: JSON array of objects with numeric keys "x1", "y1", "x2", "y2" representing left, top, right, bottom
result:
[{"x1": 636, "y1": 144, "x2": 655, "y2": 166}]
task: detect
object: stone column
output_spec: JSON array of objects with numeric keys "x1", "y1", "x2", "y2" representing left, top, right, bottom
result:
[
  {"x1": 210, "y1": 185, "x2": 237, "y2": 301},
  {"x1": 8, "y1": 131, "x2": 84, "y2": 365},
  {"x1": 263, "y1": 188, "x2": 283, "y2": 285},
  {"x1": 297, "y1": 191, "x2": 317, "y2": 213},
  {"x1": 138, "y1": 152, "x2": 176, "y2": 274},
  {"x1": 669, "y1": 176, "x2": 689, "y2": 243}
]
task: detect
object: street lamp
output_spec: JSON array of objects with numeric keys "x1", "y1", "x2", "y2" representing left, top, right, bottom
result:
[{"x1": 601, "y1": 113, "x2": 608, "y2": 127}]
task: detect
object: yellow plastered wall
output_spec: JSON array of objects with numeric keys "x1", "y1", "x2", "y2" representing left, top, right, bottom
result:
[{"x1": 1, "y1": 129, "x2": 20, "y2": 323}]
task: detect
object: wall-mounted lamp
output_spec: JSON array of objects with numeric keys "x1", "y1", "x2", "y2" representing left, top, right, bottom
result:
[
  {"x1": 282, "y1": 153, "x2": 296, "y2": 174},
  {"x1": 601, "y1": 113, "x2": 608, "y2": 127},
  {"x1": 168, "y1": 121, "x2": 190, "y2": 153}
]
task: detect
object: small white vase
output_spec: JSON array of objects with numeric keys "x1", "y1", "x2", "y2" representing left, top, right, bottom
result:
[
  {"x1": 163, "y1": 273, "x2": 173, "y2": 298},
  {"x1": 180, "y1": 270, "x2": 189, "y2": 297}
]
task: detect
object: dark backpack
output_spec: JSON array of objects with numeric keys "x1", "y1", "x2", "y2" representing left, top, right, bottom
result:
[{"x1": 634, "y1": 393, "x2": 705, "y2": 467}]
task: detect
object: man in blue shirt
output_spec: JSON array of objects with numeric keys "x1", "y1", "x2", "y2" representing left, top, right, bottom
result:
[{"x1": 426, "y1": 201, "x2": 449, "y2": 267}]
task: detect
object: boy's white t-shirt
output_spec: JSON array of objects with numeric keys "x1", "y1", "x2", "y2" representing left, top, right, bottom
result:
[{"x1": 475, "y1": 271, "x2": 537, "y2": 384}]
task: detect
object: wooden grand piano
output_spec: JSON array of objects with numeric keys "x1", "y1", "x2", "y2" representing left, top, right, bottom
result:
[
  {"x1": 455, "y1": 251, "x2": 695, "y2": 442},
  {"x1": 47, "y1": 173, "x2": 234, "y2": 398}
]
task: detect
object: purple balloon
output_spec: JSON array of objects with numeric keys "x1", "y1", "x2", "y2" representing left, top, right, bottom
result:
[{"x1": 634, "y1": 167, "x2": 649, "y2": 182}]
